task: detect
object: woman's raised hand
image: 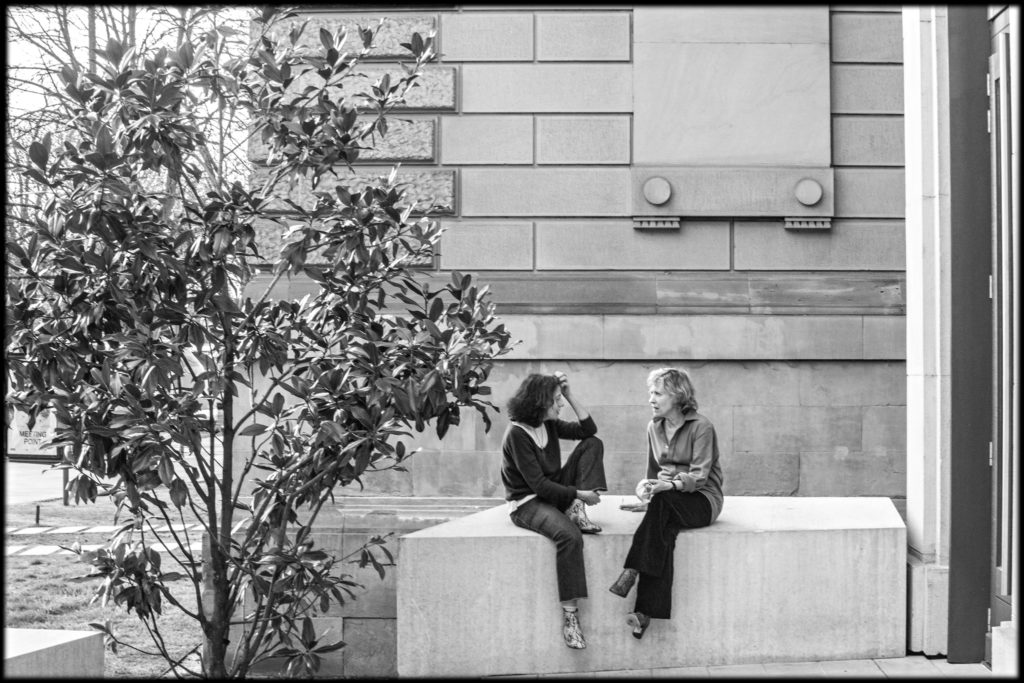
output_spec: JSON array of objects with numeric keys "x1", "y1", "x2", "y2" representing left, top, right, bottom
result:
[{"x1": 554, "y1": 371, "x2": 571, "y2": 398}]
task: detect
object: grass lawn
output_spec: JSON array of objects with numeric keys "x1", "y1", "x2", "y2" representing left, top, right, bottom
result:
[
  {"x1": 6, "y1": 499, "x2": 206, "y2": 677},
  {"x1": 6, "y1": 496, "x2": 207, "y2": 530},
  {"x1": 5, "y1": 553, "x2": 203, "y2": 678}
]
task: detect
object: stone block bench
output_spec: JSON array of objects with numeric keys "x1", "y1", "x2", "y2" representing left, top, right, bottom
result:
[
  {"x1": 4, "y1": 628, "x2": 104, "y2": 678},
  {"x1": 397, "y1": 495, "x2": 906, "y2": 677}
]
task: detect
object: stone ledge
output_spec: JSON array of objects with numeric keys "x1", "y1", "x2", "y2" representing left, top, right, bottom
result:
[{"x1": 398, "y1": 495, "x2": 906, "y2": 677}]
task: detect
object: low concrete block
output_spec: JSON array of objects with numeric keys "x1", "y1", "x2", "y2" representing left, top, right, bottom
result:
[
  {"x1": 397, "y1": 495, "x2": 906, "y2": 677},
  {"x1": 4, "y1": 628, "x2": 104, "y2": 678}
]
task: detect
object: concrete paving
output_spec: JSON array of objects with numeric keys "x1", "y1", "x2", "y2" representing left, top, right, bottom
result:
[{"x1": 498, "y1": 655, "x2": 994, "y2": 678}]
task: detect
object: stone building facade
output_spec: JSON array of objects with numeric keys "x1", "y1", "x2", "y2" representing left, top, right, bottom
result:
[
  {"x1": 250, "y1": 5, "x2": 907, "y2": 505},
  {"x1": 235, "y1": 5, "x2": 1018, "y2": 676}
]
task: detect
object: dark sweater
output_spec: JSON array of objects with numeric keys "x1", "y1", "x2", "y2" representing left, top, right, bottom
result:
[{"x1": 501, "y1": 416, "x2": 598, "y2": 510}]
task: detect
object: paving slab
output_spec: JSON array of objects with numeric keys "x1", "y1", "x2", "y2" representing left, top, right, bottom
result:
[
  {"x1": 11, "y1": 527, "x2": 55, "y2": 535},
  {"x1": 818, "y1": 659, "x2": 886, "y2": 677},
  {"x1": 708, "y1": 663, "x2": 768, "y2": 677},
  {"x1": 6, "y1": 545, "x2": 28, "y2": 555},
  {"x1": 56, "y1": 544, "x2": 103, "y2": 555},
  {"x1": 763, "y1": 661, "x2": 827, "y2": 677},
  {"x1": 928, "y1": 658, "x2": 992, "y2": 677},
  {"x1": 874, "y1": 656, "x2": 944, "y2": 677},
  {"x1": 46, "y1": 526, "x2": 90, "y2": 534},
  {"x1": 18, "y1": 545, "x2": 61, "y2": 555},
  {"x1": 594, "y1": 668, "x2": 655, "y2": 678},
  {"x1": 650, "y1": 666, "x2": 710, "y2": 678}
]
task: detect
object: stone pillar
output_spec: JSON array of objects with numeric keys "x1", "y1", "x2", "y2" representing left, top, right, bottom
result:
[
  {"x1": 902, "y1": 6, "x2": 952, "y2": 656},
  {"x1": 990, "y1": 5, "x2": 1020, "y2": 678}
]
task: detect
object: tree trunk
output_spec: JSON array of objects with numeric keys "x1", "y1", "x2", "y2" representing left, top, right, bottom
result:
[{"x1": 203, "y1": 312, "x2": 237, "y2": 678}]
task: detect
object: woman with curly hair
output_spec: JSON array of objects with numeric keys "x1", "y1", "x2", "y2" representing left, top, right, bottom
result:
[
  {"x1": 501, "y1": 371, "x2": 606, "y2": 650},
  {"x1": 608, "y1": 367, "x2": 724, "y2": 639}
]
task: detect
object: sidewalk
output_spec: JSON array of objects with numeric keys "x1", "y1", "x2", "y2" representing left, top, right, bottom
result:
[{"x1": 511, "y1": 655, "x2": 994, "y2": 678}]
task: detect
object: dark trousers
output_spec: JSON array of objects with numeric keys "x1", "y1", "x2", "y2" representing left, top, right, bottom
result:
[
  {"x1": 623, "y1": 490, "x2": 712, "y2": 619},
  {"x1": 510, "y1": 437, "x2": 606, "y2": 602}
]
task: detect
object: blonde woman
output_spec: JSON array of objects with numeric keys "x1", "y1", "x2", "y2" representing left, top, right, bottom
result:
[{"x1": 608, "y1": 367, "x2": 724, "y2": 639}]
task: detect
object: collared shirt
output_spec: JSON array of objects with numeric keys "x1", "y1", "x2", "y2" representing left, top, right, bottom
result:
[{"x1": 646, "y1": 410, "x2": 724, "y2": 522}]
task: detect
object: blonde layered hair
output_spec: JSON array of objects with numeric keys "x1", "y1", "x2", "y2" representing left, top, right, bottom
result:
[{"x1": 647, "y1": 367, "x2": 698, "y2": 413}]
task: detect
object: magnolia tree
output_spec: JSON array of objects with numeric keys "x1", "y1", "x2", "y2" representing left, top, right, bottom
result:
[{"x1": 6, "y1": 6, "x2": 511, "y2": 678}]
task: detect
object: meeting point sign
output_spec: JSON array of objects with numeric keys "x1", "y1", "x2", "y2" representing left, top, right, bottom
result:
[{"x1": 6, "y1": 407, "x2": 58, "y2": 456}]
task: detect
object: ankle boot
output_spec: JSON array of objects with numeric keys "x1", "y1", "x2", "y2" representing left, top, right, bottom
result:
[
  {"x1": 567, "y1": 499, "x2": 602, "y2": 533},
  {"x1": 627, "y1": 611, "x2": 651, "y2": 639},
  {"x1": 562, "y1": 608, "x2": 586, "y2": 649},
  {"x1": 609, "y1": 568, "x2": 638, "y2": 597}
]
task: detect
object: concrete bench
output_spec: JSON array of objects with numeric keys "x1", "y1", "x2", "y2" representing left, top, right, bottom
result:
[
  {"x1": 397, "y1": 495, "x2": 906, "y2": 677},
  {"x1": 4, "y1": 628, "x2": 104, "y2": 678}
]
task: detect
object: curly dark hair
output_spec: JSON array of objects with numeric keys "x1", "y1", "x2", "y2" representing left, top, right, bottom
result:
[{"x1": 507, "y1": 373, "x2": 560, "y2": 427}]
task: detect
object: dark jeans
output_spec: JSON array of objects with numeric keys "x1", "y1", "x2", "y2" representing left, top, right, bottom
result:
[
  {"x1": 623, "y1": 490, "x2": 712, "y2": 619},
  {"x1": 510, "y1": 436, "x2": 606, "y2": 602}
]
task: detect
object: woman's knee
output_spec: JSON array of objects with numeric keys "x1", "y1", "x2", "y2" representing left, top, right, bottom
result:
[
  {"x1": 554, "y1": 524, "x2": 584, "y2": 550},
  {"x1": 580, "y1": 436, "x2": 603, "y2": 456}
]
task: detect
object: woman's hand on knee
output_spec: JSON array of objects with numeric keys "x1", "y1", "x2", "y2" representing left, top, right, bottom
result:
[
  {"x1": 648, "y1": 480, "x2": 674, "y2": 496},
  {"x1": 577, "y1": 489, "x2": 601, "y2": 505}
]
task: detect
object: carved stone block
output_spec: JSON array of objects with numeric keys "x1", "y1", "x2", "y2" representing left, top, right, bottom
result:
[
  {"x1": 251, "y1": 166, "x2": 455, "y2": 212},
  {"x1": 261, "y1": 13, "x2": 436, "y2": 60},
  {"x1": 289, "y1": 66, "x2": 456, "y2": 111},
  {"x1": 248, "y1": 118, "x2": 436, "y2": 163}
]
